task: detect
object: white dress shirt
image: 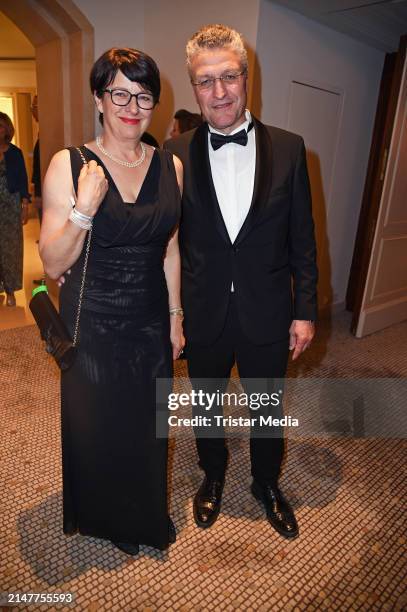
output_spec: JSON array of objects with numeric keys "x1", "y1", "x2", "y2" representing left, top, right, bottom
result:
[{"x1": 208, "y1": 109, "x2": 256, "y2": 244}]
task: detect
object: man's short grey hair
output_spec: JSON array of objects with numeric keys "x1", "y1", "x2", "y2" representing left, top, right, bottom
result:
[{"x1": 186, "y1": 24, "x2": 248, "y2": 73}]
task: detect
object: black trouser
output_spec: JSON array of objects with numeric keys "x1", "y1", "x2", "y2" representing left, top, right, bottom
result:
[{"x1": 187, "y1": 294, "x2": 289, "y2": 486}]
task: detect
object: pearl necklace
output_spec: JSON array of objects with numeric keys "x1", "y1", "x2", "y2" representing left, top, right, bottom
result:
[{"x1": 96, "y1": 135, "x2": 146, "y2": 168}]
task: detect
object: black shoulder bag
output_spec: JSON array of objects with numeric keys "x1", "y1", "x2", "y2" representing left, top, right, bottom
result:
[{"x1": 29, "y1": 147, "x2": 91, "y2": 371}]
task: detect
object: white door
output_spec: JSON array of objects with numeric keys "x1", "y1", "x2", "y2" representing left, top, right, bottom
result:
[{"x1": 355, "y1": 53, "x2": 407, "y2": 337}]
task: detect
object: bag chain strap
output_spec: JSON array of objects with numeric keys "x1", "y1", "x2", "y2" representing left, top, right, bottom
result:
[{"x1": 72, "y1": 146, "x2": 92, "y2": 347}]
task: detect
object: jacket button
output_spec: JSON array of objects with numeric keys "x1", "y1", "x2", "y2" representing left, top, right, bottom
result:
[{"x1": 233, "y1": 247, "x2": 239, "y2": 253}]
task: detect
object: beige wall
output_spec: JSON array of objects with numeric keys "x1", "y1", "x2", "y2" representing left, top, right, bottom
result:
[
  {"x1": 1, "y1": 0, "x2": 386, "y2": 314},
  {"x1": 75, "y1": 0, "x2": 385, "y2": 310},
  {"x1": 74, "y1": 0, "x2": 145, "y2": 59},
  {"x1": 0, "y1": 62, "x2": 36, "y2": 182},
  {"x1": 0, "y1": 60, "x2": 36, "y2": 89},
  {"x1": 255, "y1": 0, "x2": 384, "y2": 309},
  {"x1": 0, "y1": 10, "x2": 34, "y2": 57},
  {"x1": 0, "y1": 11, "x2": 36, "y2": 182},
  {"x1": 75, "y1": 0, "x2": 261, "y2": 143},
  {"x1": 15, "y1": 92, "x2": 34, "y2": 179},
  {"x1": 143, "y1": 0, "x2": 261, "y2": 143},
  {"x1": 0, "y1": 0, "x2": 95, "y2": 186},
  {"x1": 74, "y1": 0, "x2": 145, "y2": 136}
]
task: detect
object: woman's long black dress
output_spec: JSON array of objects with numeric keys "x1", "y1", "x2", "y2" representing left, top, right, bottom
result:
[{"x1": 59, "y1": 146, "x2": 180, "y2": 550}]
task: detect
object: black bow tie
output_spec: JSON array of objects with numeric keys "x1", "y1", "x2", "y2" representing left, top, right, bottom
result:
[{"x1": 210, "y1": 122, "x2": 253, "y2": 150}]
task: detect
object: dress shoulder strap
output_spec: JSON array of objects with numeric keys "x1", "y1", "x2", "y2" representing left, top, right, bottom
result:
[{"x1": 157, "y1": 147, "x2": 179, "y2": 184}]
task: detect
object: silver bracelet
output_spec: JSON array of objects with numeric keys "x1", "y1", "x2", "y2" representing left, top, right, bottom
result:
[
  {"x1": 169, "y1": 307, "x2": 184, "y2": 317},
  {"x1": 69, "y1": 208, "x2": 93, "y2": 230},
  {"x1": 69, "y1": 196, "x2": 93, "y2": 221},
  {"x1": 72, "y1": 206, "x2": 93, "y2": 222}
]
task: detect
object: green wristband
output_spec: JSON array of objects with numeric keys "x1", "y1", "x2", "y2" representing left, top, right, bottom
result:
[{"x1": 32, "y1": 284, "x2": 48, "y2": 297}]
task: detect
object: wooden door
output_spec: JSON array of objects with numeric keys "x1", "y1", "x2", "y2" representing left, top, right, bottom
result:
[{"x1": 350, "y1": 36, "x2": 407, "y2": 337}]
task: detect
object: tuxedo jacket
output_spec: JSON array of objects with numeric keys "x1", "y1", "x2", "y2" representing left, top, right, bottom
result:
[{"x1": 165, "y1": 116, "x2": 318, "y2": 346}]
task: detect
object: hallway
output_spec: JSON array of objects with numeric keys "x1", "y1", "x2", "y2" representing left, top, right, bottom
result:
[{"x1": 0, "y1": 216, "x2": 43, "y2": 331}]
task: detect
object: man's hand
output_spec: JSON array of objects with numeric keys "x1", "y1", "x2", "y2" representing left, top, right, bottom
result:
[{"x1": 289, "y1": 320, "x2": 315, "y2": 360}]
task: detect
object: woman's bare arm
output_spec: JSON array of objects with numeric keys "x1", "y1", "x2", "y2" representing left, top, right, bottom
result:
[
  {"x1": 163, "y1": 155, "x2": 184, "y2": 358},
  {"x1": 39, "y1": 150, "x2": 107, "y2": 279}
]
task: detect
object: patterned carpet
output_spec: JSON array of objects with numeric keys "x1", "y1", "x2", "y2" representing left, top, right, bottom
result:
[{"x1": 0, "y1": 312, "x2": 406, "y2": 611}]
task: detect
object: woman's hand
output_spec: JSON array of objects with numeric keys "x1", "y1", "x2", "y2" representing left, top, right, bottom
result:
[
  {"x1": 76, "y1": 160, "x2": 108, "y2": 217},
  {"x1": 56, "y1": 269, "x2": 71, "y2": 287},
  {"x1": 170, "y1": 315, "x2": 185, "y2": 360},
  {"x1": 40, "y1": 150, "x2": 107, "y2": 280},
  {"x1": 21, "y1": 199, "x2": 29, "y2": 225}
]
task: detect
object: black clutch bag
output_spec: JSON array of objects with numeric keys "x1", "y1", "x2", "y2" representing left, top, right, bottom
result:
[
  {"x1": 29, "y1": 285, "x2": 77, "y2": 371},
  {"x1": 29, "y1": 146, "x2": 91, "y2": 371}
]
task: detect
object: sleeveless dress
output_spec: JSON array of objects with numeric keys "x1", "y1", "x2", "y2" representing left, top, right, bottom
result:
[{"x1": 59, "y1": 146, "x2": 180, "y2": 550}]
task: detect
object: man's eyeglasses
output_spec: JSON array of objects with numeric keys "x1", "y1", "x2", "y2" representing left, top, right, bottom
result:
[
  {"x1": 103, "y1": 89, "x2": 155, "y2": 109},
  {"x1": 191, "y1": 70, "x2": 246, "y2": 91}
]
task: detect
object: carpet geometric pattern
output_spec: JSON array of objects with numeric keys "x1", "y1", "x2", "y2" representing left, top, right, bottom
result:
[{"x1": 0, "y1": 312, "x2": 406, "y2": 611}]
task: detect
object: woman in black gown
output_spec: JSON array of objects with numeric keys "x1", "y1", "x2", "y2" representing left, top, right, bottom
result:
[{"x1": 40, "y1": 48, "x2": 184, "y2": 555}]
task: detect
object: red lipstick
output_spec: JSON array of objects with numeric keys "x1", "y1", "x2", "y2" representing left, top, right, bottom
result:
[{"x1": 119, "y1": 118, "x2": 140, "y2": 124}]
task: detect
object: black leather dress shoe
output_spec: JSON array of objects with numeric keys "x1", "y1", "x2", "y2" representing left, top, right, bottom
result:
[
  {"x1": 193, "y1": 477, "x2": 224, "y2": 528},
  {"x1": 111, "y1": 540, "x2": 140, "y2": 555},
  {"x1": 251, "y1": 481, "x2": 299, "y2": 539}
]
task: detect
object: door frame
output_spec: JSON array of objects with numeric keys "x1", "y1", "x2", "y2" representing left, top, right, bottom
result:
[
  {"x1": 347, "y1": 35, "x2": 407, "y2": 334},
  {"x1": 0, "y1": 0, "x2": 94, "y2": 182}
]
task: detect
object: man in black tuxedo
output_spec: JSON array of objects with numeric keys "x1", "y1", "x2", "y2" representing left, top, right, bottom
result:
[{"x1": 165, "y1": 24, "x2": 317, "y2": 539}]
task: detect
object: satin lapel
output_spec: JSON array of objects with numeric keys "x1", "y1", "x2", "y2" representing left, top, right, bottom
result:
[
  {"x1": 190, "y1": 123, "x2": 231, "y2": 244},
  {"x1": 235, "y1": 117, "x2": 273, "y2": 246}
]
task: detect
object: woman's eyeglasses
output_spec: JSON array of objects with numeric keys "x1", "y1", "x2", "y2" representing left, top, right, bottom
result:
[{"x1": 103, "y1": 89, "x2": 155, "y2": 109}]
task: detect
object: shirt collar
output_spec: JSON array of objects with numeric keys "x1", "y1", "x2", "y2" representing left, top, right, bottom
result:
[{"x1": 208, "y1": 109, "x2": 252, "y2": 136}]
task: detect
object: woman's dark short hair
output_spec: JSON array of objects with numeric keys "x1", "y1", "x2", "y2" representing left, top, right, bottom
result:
[
  {"x1": 0, "y1": 112, "x2": 15, "y2": 143},
  {"x1": 90, "y1": 48, "x2": 161, "y2": 125}
]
